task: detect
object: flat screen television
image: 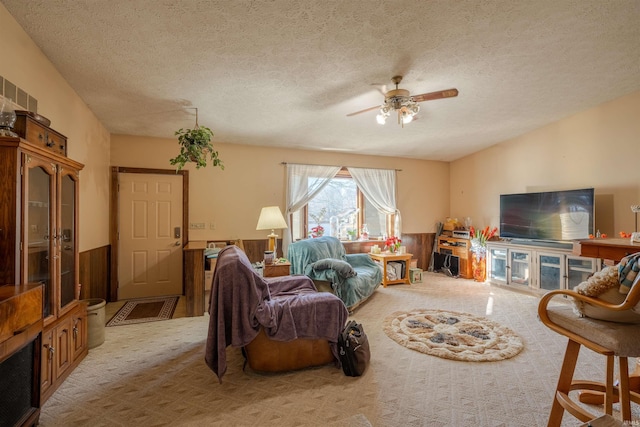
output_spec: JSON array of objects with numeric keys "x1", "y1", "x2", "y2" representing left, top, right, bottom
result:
[{"x1": 499, "y1": 188, "x2": 594, "y2": 242}]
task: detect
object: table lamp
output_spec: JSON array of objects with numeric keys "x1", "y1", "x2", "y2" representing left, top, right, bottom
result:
[{"x1": 256, "y1": 206, "x2": 288, "y2": 256}]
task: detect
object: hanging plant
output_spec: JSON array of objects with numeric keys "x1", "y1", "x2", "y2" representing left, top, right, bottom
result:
[{"x1": 169, "y1": 108, "x2": 224, "y2": 171}]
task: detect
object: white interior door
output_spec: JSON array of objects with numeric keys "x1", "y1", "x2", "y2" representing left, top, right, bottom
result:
[{"x1": 118, "y1": 173, "x2": 183, "y2": 300}]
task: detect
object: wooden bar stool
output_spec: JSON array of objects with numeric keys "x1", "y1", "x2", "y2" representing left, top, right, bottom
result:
[{"x1": 538, "y1": 284, "x2": 640, "y2": 426}]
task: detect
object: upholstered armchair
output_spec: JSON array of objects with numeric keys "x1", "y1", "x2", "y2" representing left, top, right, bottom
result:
[
  {"x1": 538, "y1": 264, "x2": 640, "y2": 425},
  {"x1": 204, "y1": 245, "x2": 349, "y2": 382},
  {"x1": 288, "y1": 236, "x2": 382, "y2": 310}
]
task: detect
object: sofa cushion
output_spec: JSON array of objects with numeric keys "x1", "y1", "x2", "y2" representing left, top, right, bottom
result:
[{"x1": 311, "y1": 258, "x2": 357, "y2": 278}]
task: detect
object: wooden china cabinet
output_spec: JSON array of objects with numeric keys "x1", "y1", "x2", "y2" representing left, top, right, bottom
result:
[{"x1": 0, "y1": 134, "x2": 87, "y2": 405}]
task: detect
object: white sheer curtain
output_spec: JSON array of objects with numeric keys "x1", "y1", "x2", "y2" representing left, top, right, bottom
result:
[
  {"x1": 284, "y1": 163, "x2": 340, "y2": 252},
  {"x1": 347, "y1": 167, "x2": 401, "y2": 237}
]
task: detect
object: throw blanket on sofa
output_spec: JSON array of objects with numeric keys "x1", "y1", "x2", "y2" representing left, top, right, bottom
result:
[
  {"x1": 204, "y1": 245, "x2": 349, "y2": 382},
  {"x1": 288, "y1": 236, "x2": 382, "y2": 309},
  {"x1": 619, "y1": 252, "x2": 640, "y2": 294}
]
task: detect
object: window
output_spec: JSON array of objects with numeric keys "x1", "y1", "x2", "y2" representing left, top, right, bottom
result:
[{"x1": 292, "y1": 169, "x2": 391, "y2": 241}]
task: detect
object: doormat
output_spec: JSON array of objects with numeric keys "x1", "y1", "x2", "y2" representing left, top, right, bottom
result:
[
  {"x1": 106, "y1": 296, "x2": 179, "y2": 327},
  {"x1": 383, "y1": 308, "x2": 524, "y2": 362}
]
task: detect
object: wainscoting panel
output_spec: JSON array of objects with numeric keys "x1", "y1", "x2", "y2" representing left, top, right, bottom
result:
[
  {"x1": 79, "y1": 245, "x2": 111, "y2": 301},
  {"x1": 398, "y1": 233, "x2": 435, "y2": 271},
  {"x1": 242, "y1": 239, "x2": 283, "y2": 263}
]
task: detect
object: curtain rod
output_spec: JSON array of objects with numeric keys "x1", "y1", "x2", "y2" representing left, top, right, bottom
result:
[{"x1": 280, "y1": 162, "x2": 402, "y2": 172}]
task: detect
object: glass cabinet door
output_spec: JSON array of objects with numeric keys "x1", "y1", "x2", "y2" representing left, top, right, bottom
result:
[
  {"x1": 538, "y1": 252, "x2": 563, "y2": 291},
  {"x1": 566, "y1": 256, "x2": 597, "y2": 289},
  {"x1": 509, "y1": 250, "x2": 531, "y2": 286},
  {"x1": 26, "y1": 159, "x2": 56, "y2": 319},
  {"x1": 59, "y1": 171, "x2": 78, "y2": 310},
  {"x1": 488, "y1": 247, "x2": 507, "y2": 284}
]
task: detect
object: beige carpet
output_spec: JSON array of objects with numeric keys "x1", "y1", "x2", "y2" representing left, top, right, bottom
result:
[
  {"x1": 39, "y1": 273, "x2": 640, "y2": 426},
  {"x1": 383, "y1": 308, "x2": 524, "y2": 362}
]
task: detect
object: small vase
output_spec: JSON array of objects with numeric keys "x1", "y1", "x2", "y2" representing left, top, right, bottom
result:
[
  {"x1": 472, "y1": 252, "x2": 486, "y2": 282},
  {"x1": 0, "y1": 97, "x2": 18, "y2": 137}
]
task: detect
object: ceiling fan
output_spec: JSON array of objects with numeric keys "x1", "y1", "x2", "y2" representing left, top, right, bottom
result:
[{"x1": 346, "y1": 75, "x2": 458, "y2": 126}]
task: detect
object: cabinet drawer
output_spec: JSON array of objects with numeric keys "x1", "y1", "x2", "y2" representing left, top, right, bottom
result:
[
  {"x1": 438, "y1": 245, "x2": 469, "y2": 259},
  {"x1": 0, "y1": 284, "x2": 42, "y2": 344},
  {"x1": 451, "y1": 248, "x2": 469, "y2": 259},
  {"x1": 598, "y1": 246, "x2": 633, "y2": 262}
]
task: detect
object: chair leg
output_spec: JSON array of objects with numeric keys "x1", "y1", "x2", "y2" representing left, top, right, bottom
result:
[
  {"x1": 548, "y1": 340, "x2": 581, "y2": 427},
  {"x1": 619, "y1": 357, "x2": 632, "y2": 422},
  {"x1": 604, "y1": 355, "x2": 614, "y2": 415}
]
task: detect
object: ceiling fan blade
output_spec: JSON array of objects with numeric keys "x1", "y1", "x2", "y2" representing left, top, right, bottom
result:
[
  {"x1": 412, "y1": 88, "x2": 459, "y2": 103},
  {"x1": 370, "y1": 83, "x2": 387, "y2": 96},
  {"x1": 346, "y1": 105, "x2": 381, "y2": 117}
]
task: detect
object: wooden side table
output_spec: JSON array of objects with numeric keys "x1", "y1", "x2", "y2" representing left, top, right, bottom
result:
[
  {"x1": 368, "y1": 252, "x2": 413, "y2": 287},
  {"x1": 263, "y1": 261, "x2": 291, "y2": 278}
]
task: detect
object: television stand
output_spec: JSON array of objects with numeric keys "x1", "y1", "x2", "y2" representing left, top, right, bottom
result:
[
  {"x1": 486, "y1": 240, "x2": 599, "y2": 292},
  {"x1": 508, "y1": 239, "x2": 573, "y2": 250}
]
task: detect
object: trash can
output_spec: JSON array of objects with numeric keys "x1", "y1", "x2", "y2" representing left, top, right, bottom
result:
[{"x1": 83, "y1": 298, "x2": 106, "y2": 349}]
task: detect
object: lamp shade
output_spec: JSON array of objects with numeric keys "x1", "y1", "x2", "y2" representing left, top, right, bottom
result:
[{"x1": 256, "y1": 206, "x2": 288, "y2": 231}]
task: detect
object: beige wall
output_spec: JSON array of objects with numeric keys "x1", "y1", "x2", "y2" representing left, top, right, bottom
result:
[
  {"x1": 450, "y1": 91, "x2": 640, "y2": 236},
  {"x1": 111, "y1": 135, "x2": 450, "y2": 240},
  {"x1": 1, "y1": 5, "x2": 111, "y2": 251}
]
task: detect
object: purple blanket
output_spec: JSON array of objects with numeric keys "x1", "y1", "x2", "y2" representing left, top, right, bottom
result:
[{"x1": 204, "y1": 245, "x2": 349, "y2": 382}]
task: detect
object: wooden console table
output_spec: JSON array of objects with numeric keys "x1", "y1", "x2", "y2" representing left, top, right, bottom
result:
[
  {"x1": 369, "y1": 252, "x2": 412, "y2": 287},
  {"x1": 573, "y1": 238, "x2": 640, "y2": 264}
]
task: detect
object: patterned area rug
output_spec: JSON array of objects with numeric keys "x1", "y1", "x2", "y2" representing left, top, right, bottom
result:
[
  {"x1": 106, "y1": 296, "x2": 179, "y2": 327},
  {"x1": 383, "y1": 308, "x2": 524, "y2": 362}
]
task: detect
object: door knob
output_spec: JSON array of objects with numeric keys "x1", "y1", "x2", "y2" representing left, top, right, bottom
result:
[{"x1": 175, "y1": 241, "x2": 181, "y2": 246}]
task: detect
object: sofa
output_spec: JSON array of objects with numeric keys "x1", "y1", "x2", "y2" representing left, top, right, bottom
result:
[
  {"x1": 288, "y1": 236, "x2": 382, "y2": 310},
  {"x1": 204, "y1": 245, "x2": 349, "y2": 382}
]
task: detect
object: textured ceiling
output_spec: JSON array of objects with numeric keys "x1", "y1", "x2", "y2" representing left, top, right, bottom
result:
[{"x1": 2, "y1": 0, "x2": 639, "y2": 161}]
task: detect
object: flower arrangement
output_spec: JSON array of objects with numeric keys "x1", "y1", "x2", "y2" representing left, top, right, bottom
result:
[
  {"x1": 469, "y1": 226, "x2": 497, "y2": 282},
  {"x1": 310, "y1": 225, "x2": 324, "y2": 238},
  {"x1": 385, "y1": 236, "x2": 402, "y2": 253},
  {"x1": 469, "y1": 226, "x2": 498, "y2": 249}
]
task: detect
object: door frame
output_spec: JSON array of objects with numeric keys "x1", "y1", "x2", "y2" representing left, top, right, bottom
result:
[{"x1": 109, "y1": 167, "x2": 189, "y2": 302}]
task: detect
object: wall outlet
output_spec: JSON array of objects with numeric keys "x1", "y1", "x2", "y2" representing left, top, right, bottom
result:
[
  {"x1": 189, "y1": 222, "x2": 205, "y2": 229},
  {"x1": 209, "y1": 222, "x2": 216, "y2": 230}
]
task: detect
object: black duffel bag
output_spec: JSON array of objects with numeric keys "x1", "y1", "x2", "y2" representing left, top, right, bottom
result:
[{"x1": 338, "y1": 320, "x2": 370, "y2": 376}]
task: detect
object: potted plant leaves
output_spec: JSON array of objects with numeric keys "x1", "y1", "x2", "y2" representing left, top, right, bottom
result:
[{"x1": 169, "y1": 109, "x2": 224, "y2": 171}]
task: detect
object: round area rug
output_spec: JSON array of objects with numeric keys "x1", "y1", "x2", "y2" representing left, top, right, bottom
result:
[{"x1": 383, "y1": 308, "x2": 524, "y2": 362}]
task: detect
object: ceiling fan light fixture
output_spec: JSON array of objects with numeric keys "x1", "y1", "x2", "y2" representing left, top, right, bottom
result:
[
  {"x1": 377, "y1": 105, "x2": 391, "y2": 124},
  {"x1": 346, "y1": 75, "x2": 458, "y2": 126},
  {"x1": 382, "y1": 98, "x2": 419, "y2": 127}
]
